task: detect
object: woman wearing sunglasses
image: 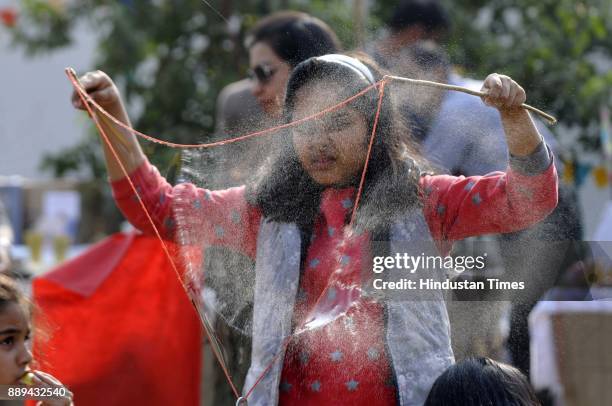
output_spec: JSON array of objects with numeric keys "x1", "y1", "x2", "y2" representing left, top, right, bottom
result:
[
  {"x1": 214, "y1": 11, "x2": 342, "y2": 187},
  {"x1": 244, "y1": 11, "x2": 341, "y2": 118}
]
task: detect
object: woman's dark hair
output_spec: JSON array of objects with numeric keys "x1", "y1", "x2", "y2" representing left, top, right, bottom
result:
[
  {"x1": 245, "y1": 11, "x2": 342, "y2": 67},
  {"x1": 0, "y1": 273, "x2": 29, "y2": 315},
  {"x1": 247, "y1": 52, "x2": 429, "y2": 240},
  {"x1": 425, "y1": 357, "x2": 541, "y2": 406}
]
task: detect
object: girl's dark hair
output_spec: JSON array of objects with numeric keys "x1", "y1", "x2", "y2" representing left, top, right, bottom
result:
[
  {"x1": 425, "y1": 357, "x2": 541, "y2": 406},
  {"x1": 0, "y1": 273, "x2": 29, "y2": 314},
  {"x1": 246, "y1": 53, "x2": 429, "y2": 237},
  {"x1": 245, "y1": 11, "x2": 342, "y2": 67}
]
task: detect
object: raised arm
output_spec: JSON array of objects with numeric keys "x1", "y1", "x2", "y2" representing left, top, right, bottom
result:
[
  {"x1": 421, "y1": 149, "x2": 557, "y2": 243},
  {"x1": 110, "y1": 162, "x2": 260, "y2": 258},
  {"x1": 421, "y1": 73, "x2": 558, "y2": 243},
  {"x1": 71, "y1": 70, "x2": 261, "y2": 257},
  {"x1": 480, "y1": 73, "x2": 542, "y2": 157},
  {"x1": 71, "y1": 70, "x2": 146, "y2": 181}
]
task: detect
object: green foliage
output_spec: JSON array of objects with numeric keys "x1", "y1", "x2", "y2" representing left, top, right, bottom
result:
[
  {"x1": 39, "y1": 133, "x2": 105, "y2": 179},
  {"x1": 9, "y1": 0, "x2": 72, "y2": 53},
  {"x1": 441, "y1": 0, "x2": 612, "y2": 156},
  {"x1": 7, "y1": 0, "x2": 358, "y2": 179},
  {"x1": 7, "y1": 0, "x2": 612, "y2": 173}
]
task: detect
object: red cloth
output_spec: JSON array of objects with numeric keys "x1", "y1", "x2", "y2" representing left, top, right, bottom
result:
[{"x1": 31, "y1": 233, "x2": 201, "y2": 406}]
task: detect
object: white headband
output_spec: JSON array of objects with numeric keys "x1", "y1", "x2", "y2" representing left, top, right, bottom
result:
[{"x1": 315, "y1": 54, "x2": 376, "y2": 84}]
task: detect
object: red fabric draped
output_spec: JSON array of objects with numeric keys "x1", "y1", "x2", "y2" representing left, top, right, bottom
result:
[{"x1": 31, "y1": 232, "x2": 201, "y2": 405}]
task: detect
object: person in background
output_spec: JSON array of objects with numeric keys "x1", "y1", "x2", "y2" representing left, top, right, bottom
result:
[
  {"x1": 213, "y1": 11, "x2": 342, "y2": 187},
  {"x1": 371, "y1": 0, "x2": 583, "y2": 370},
  {"x1": 369, "y1": 0, "x2": 561, "y2": 170},
  {"x1": 424, "y1": 357, "x2": 541, "y2": 406},
  {"x1": 211, "y1": 79, "x2": 265, "y2": 187},
  {"x1": 369, "y1": 0, "x2": 449, "y2": 69}
]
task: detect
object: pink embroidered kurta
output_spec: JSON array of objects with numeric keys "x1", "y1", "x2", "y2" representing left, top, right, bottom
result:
[{"x1": 111, "y1": 160, "x2": 557, "y2": 405}]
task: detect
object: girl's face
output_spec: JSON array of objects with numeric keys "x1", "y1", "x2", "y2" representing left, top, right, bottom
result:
[
  {"x1": 0, "y1": 302, "x2": 32, "y2": 384},
  {"x1": 249, "y1": 41, "x2": 292, "y2": 118},
  {"x1": 292, "y1": 81, "x2": 369, "y2": 187}
]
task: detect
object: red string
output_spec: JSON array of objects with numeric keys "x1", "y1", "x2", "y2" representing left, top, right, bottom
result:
[
  {"x1": 66, "y1": 68, "x2": 388, "y2": 401},
  {"x1": 71, "y1": 73, "x2": 241, "y2": 400},
  {"x1": 350, "y1": 79, "x2": 387, "y2": 226},
  {"x1": 243, "y1": 79, "x2": 388, "y2": 400},
  {"x1": 243, "y1": 335, "x2": 293, "y2": 399},
  {"x1": 66, "y1": 68, "x2": 381, "y2": 149}
]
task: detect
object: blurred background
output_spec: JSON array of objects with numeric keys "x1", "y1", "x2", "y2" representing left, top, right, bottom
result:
[
  {"x1": 1, "y1": 0, "x2": 611, "y2": 248},
  {"x1": 0, "y1": 1, "x2": 611, "y2": 405}
]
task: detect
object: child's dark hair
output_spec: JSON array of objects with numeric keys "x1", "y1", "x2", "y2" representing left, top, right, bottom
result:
[
  {"x1": 425, "y1": 357, "x2": 541, "y2": 406},
  {"x1": 0, "y1": 273, "x2": 29, "y2": 315},
  {"x1": 247, "y1": 53, "x2": 429, "y2": 239},
  {"x1": 245, "y1": 11, "x2": 342, "y2": 67},
  {"x1": 0, "y1": 273, "x2": 52, "y2": 369}
]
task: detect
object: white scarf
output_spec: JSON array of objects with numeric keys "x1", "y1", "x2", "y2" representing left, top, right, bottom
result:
[{"x1": 243, "y1": 209, "x2": 454, "y2": 406}]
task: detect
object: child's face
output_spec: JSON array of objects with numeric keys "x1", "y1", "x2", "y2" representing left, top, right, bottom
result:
[
  {"x1": 292, "y1": 81, "x2": 369, "y2": 187},
  {"x1": 0, "y1": 302, "x2": 32, "y2": 384}
]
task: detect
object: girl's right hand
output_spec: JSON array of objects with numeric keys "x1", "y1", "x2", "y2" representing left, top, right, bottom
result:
[
  {"x1": 71, "y1": 70, "x2": 122, "y2": 112},
  {"x1": 68, "y1": 70, "x2": 144, "y2": 181}
]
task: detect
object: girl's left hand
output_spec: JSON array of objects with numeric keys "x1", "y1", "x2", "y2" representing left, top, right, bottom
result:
[
  {"x1": 27, "y1": 370, "x2": 74, "y2": 406},
  {"x1": 480, "y1": 73, "x2": 526, "y2": 112}
]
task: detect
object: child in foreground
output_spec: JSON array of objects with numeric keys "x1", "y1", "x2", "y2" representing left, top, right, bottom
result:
[
  {"x1": 425, "y1": 357, "x2": 541, "y2": 406},
  {"x1": 0, "y1": 274, "x2": 73, "y2": 406}
]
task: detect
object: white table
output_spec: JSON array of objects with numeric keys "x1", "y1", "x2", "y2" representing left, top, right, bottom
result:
[{"x1": 530, "y1": 296, "x2": 612, "y2": 406}]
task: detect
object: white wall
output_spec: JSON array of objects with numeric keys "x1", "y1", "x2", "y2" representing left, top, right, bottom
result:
[
  {"x1": 0, "y1": 0, "x2": 96, "y2": 179},
  {"x1": 579, "y1": 177, "x2": 612, "y2": 240}
]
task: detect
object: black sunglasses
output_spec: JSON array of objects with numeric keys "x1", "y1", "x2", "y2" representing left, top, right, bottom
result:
[{"x1": 248, "y1": 64, "x2": 278, "y2": 84}]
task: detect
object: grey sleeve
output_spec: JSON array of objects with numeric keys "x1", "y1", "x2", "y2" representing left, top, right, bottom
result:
[{"x1": 508, "y1": 140, "x2": 553, "y2": 175}]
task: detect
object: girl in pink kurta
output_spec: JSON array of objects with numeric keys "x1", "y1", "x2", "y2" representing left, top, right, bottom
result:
[
  {"x1": 112, "y1": 153, "x2": 556, "y2": 406},
  {"x1": 78, "y1": 55, "x2": 557, "y2": 405}
]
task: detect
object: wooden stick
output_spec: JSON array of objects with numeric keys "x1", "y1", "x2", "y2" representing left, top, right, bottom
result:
[{"x1": 385, "y1": 74, "x2": 557, "y2": 125}]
